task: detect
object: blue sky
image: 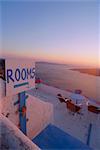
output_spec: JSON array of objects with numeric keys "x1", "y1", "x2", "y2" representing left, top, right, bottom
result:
[{"x1": 0, "y1": 1, "x2": 99, "y2": 66}]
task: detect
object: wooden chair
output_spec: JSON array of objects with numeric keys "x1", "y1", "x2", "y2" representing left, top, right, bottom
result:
[
  {"x1": 66, "y1": 100, "x2": 81, "y2": 113},
  {"x1": 88, "y1": 105, "x2": 100, "y2": 114},
  {"x1": 57, "y1": 94, "x2": 66, "y2": 103}
]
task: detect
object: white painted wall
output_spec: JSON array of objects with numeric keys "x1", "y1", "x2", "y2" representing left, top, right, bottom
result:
[
  {"x1": 0, "y1": 78, "x2": 19, "y2": 126},
  {"x1": 26, "y1": 95, "x2": 53, "y2": 139},
  {"x1": 0, "y1": 77, "x2": 53, "y2": 140},
  {"x1": 1, "y1": 94, "x2": 19, "y2": 127},
  {"x1": 1, "y1": 89, "x2": 54, "y2": 139},
  {"x1": 0, "y1": 78, "x2": 53, "y2": 140},
  {"x1": 0, "y1": 114, "x2": 40, "y2": 150}
]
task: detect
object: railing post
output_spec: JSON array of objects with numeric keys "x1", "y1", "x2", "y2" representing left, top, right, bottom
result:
[{"x1": 87, "y1": 123, "x2": 92, "y2": 146}]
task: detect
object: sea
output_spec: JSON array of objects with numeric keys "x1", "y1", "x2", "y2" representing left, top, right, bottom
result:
[{"x1": 36, "y1": 62, "x2": 100, "y2": 102}]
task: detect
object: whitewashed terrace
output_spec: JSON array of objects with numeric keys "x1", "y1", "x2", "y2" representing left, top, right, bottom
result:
[{"x1": 27, "y1": 84, "x2": 100, "y2": 150}]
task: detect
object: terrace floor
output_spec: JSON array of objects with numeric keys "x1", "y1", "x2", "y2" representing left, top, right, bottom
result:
[{"x1": 27, "y1": 84, "x2": 100, "y2": 150}]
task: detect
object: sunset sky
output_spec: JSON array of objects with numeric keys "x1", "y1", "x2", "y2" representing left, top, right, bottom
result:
[{"x1": 0, "y1": 1, "x2": 99, "y2": 67}]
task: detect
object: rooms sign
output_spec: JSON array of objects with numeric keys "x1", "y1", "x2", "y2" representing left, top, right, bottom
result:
[{"x1": 5, "y1": 58, "x2": 35, "y2": 96}]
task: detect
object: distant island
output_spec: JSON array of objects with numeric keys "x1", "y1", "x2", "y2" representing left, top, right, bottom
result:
[
  {"x1": 36, "y1": 61, "x2": 86, "y2": 67},
  {"x1": 36, "y1": 61, "x2": 69, "y2": 67},
  {"x1": 36, "y1": 62, "x2": 100, "y2": 76},
  {"x1": 71, "y1": 68, "x2": 100, "y2": 76}
]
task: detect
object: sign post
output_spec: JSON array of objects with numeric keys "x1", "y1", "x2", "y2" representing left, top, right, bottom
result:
[
  {"x1": 19, "y1": 91, "x2": 28, "y2": 135},
  {"x1": 1, "y1": 58, "x2": 35, "y2": 135}
]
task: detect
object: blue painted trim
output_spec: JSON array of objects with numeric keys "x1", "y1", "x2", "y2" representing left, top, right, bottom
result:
[
  {"x1": 19, "y1": 91, "x2": 27, "y2": 135},
  {"x1": 14, "y1": 82, "x2": 29, "y2": 88},
  {"x1": 87, "y1": 123, "x2": 92, "y2": 146}
]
